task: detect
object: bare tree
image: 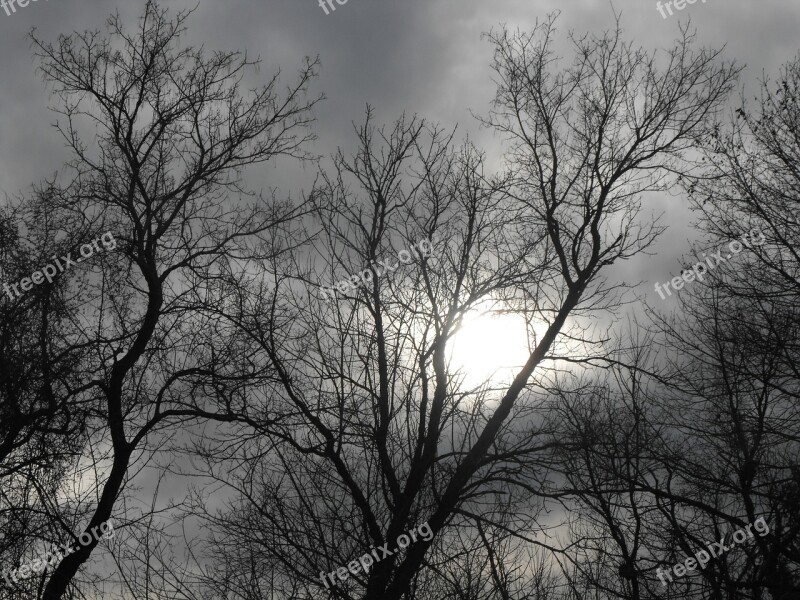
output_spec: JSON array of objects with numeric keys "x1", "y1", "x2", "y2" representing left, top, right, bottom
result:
[
  {"x1": 643, "y1": 52, "x2": 800, "y2": 598},
  {"x1": 545, "y1": 55, "x2": 800, "y2": 599},
  {"x1": 1, "y1": 2, "x2": 321, "y2": 597},
  {"x1": 0, "y1": 188, "x2": 94, "y2": 600},
  {"x1": 191, "y1": 13, "x2": 739, "y2": 600}
]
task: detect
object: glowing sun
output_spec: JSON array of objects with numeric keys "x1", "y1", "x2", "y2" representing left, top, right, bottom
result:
[{"x1": 446, "y1": 309, "x2": 535, "y2": 389}]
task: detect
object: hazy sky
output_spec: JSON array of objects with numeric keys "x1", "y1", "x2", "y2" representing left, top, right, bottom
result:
[{"x1": 0, "y1": 0, "x2": 798, "y2": 297}]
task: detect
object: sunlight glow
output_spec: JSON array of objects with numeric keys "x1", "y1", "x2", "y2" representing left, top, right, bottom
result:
[{"x1": 446, "y1": 309, "x2": 537, "y2": 389}]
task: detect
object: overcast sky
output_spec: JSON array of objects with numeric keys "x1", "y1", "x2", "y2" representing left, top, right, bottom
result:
[
  {"x1": 0, "y1": 0, "x2": 798, "y2": 298},
  {"x1": 0, "y1": 3, "x2": 797, "y2": 593}
]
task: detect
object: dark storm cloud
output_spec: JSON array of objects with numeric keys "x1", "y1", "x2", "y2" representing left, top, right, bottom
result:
[{"x1": 0, "y1": 0, "x2": 797, "y2": 289}]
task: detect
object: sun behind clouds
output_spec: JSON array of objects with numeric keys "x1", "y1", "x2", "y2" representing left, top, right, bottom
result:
[{"x1": 446, "y1": 308, "x2": 537, "y2": 389}]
